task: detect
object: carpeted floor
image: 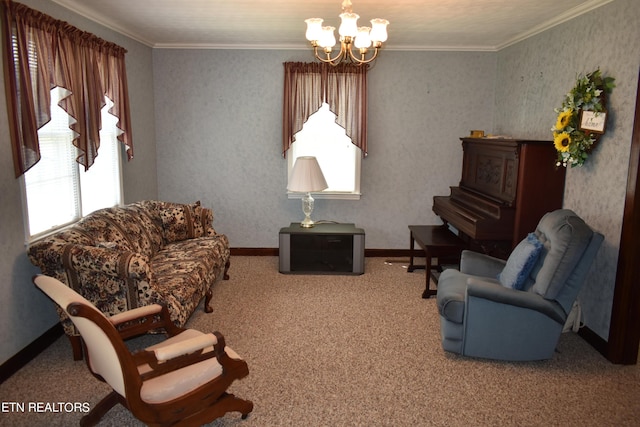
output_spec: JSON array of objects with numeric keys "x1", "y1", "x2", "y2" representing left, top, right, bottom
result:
[{"x1": 1, "y1": 256, "x2": 639, "y2": 426}]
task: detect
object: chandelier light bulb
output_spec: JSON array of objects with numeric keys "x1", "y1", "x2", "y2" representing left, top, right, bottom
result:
[
  {"x1": 354, "y1": 27, "x2": 372, "y2": 49},
  {"x1": 338, "y1": 12, "x2": 359, "y2": 38},
  {"x1": 319, "y1": 26, "x2": 337, "y2": 49},
  {"x1": 305, "y1": 18, "x2": 324, "y2": 41},
  {"x1": 369, "y1": 19, "x2": 389, "y2": 43}
]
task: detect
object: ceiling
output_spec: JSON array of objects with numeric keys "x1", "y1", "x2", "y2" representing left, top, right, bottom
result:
[{"x1": 51, "y1": 0, "x2": 613, "y2": 51}]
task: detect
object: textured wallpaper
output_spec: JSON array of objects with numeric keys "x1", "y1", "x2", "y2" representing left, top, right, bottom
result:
[
  {"x1": 152, "y1": 49, "x2": 497, "y2": 249},
  {"x1": 494, "y1": 0, "x2": 640, "y2": 339}
]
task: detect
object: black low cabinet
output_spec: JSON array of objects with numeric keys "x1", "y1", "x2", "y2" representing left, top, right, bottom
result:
[
  {"x1": 279, "y1": 223, "x2": 365, "y2": 275},
  {"x1": 290, "y1": 233, "x2": 353, "y2": 273}
]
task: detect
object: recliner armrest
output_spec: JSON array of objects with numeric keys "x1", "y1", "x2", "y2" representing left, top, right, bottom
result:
[
  {"x1": 466, "y1": 278, "x2": 566, "y2": 324},
  {"x1": 460, "y1": 250, "x2": 506, "y2": 277}
]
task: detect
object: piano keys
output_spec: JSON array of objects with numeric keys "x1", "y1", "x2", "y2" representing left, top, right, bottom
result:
[{"x1": 433, "y1": 137, "x2": 566, "y2": 258}]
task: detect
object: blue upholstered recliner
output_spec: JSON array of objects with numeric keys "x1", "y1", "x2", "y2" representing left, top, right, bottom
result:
[{"x1": 436, "y1": 209, "x2": 603, "y2": 361}]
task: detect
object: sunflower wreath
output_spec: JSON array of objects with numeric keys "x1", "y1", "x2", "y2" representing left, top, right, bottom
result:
[{"x1": 552, "y1": 69, "x2": 615, "y2": 167}]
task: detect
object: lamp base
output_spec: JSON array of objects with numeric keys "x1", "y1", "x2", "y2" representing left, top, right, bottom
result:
[
  {"x1": 300, "y1": 217, "x2": 315, "y2": 228},
  {"x1": 300, "y1": 192, "x2": 315, "y2": 228}
]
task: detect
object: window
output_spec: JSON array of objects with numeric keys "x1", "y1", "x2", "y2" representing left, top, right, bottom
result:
[
  {"x1": 3, "y1": 2, "x2": 133, "y2": 178},
  {"x1": 283, "y1": 62, "x2": 368, "y2": 200},
  {"x1": 287, "y1": 103, "x2": 361, "y2": 199},
  {"x1": 3, "y1": 2, "x2": 132, "y2": 241},
  {"x1": 21, "y1": 87, "x2": 123, "y2": 240}
]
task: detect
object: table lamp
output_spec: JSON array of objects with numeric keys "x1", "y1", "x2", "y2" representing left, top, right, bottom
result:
[{"x1": 287, "y1": 156, "x2": 328, "y2": 227}]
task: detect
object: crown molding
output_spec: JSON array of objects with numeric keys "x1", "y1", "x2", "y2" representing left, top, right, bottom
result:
[
  {"x1": 51, "y1": 0, "x2": 615, "y2": 52},
  {"x1": 51, "y1": 0, "x2": 155, "y2": 47},
  {"x1": 496, "y1": 0, "x2": 615, "y2": 50}
]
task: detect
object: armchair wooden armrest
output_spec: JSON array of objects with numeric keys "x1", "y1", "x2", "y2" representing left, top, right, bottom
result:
[
  {"x1": 109, "y1": 304, "x2": 163, "y2": 325},
  {"x1": 109, "y1": 303, "x2": 183, "y2": 340},
  {"x1": 135, "y1": 331, "x2": 243, "y2": 382},
  {"x1": 153, "y1": 333, "x2": 218, "y2": 361}
]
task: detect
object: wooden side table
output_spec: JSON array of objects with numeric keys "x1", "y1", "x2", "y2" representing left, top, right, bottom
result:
[{"x1": 408, "y1": 225, "x2": 466, "y2": 298}]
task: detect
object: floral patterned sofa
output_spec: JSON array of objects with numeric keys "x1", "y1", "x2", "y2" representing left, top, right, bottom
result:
[{"x1": 28, "y1": 200, "x2": 230, "y2": 360}]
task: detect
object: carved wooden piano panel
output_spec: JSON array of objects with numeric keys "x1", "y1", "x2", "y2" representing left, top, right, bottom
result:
[{"x1": 433, "y1": 137, "x2": 566, "y2": 258}]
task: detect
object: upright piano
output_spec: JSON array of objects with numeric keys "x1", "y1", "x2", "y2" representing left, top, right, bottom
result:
[{"x1": 433, "y1": 137, "x2": 566, "y2": 258}]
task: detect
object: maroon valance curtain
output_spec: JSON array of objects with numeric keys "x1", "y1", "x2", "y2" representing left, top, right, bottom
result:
[
  {"x1": 1, "y1": 0, "x2": 133, "y2": 177},
  {"x1": 282, "y1": 61, "x2": 368, "y2": 157}
]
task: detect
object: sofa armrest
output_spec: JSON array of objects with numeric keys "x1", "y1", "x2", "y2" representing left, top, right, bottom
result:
[
  {"x1": 64, "y1": 244, "x2": 150, "y2": 280},
  {"x1": 460, "y1": 250, "x2": 506, "y2": 277},
  {"x1": 466, "y1": 278, "x2": 566, "y2": 323},
  {"x1": 27, "y1": 229, "x2": 94, "y2": 276},
  {"x1": 28, "y1": 240, "x2": 68, "y2": 275},
  {"x1": 202, "y1": 207, "x2": 218, "y2": 236}
]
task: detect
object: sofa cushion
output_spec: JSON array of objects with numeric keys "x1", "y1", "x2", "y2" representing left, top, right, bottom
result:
[
  {"x1": 143, "y1": 235, "x2": 230, "y2": 327},
  {"x1": 497, "y1": 233, "x2": 543, "y2": 290},
  {"x1": 68, "y1": 204, "x2": 163, "y2": 258},
  {"x1": 71, "y1": 211, "x2": 136, "y2": 252},
  {"x1": 160, "y1": 202, "x2": 205, "y2": 243}
]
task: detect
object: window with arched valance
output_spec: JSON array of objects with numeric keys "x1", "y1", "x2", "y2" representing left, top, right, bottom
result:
[
  {"x1": 1, "y1": 0, "x2": 133, "y2": 177},
  {"x1": 282, "y1": 61, "x2": 368, "y2": 157}
]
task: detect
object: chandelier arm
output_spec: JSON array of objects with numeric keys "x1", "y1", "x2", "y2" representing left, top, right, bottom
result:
[
  {"x1": 313, "y1": 44, "x2": 347, "y2": 66},
  {"x1": 346, "y1": 45, "x2": 379, "y2": 65}
]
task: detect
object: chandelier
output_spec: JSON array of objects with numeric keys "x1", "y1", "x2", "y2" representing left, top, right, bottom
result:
[{"x1": 304, "y1": 0, "x2": 389, "y2": 66}]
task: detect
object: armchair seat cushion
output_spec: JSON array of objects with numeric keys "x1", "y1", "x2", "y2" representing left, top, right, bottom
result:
[
  {"x1": 140, "y1": 328, "x2": 243, "y2": 404},
  {"x1": 141, "y1": 358, "x2": 224, "y2": 404}
]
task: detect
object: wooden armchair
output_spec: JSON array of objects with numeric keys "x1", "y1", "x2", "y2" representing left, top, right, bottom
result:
[{"x1": 33, "y1": 274, "x2": 253, "y2": 427}]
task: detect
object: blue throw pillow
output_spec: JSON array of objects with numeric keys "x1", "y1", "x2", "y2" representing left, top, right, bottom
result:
[{"x1": 498, "y1": 233, "x2": 543, "y2": 290}]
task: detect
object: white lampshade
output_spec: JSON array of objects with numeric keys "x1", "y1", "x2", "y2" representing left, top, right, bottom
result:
[
  {"x1": 319, "y1": 26, "x2": 337, "y2": 49},
  {"x1": 288, "y1": 156, "x2": 328, "y2": 228},
  {"x1": 305, "y1": 18, "x2": 323, "y2": 41},
  {"x1": 354, "y1": 26, "x2": 372, "y2": 49},
  {"x1": 339, "y1": 12, "x2": 359, "y2": 37},
  {"x1": 288, "y1": 156, "x2": 328, "y2": 193},
  {"x1": 369, "y1": 18, "x2": 389, "y2": 43}
]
